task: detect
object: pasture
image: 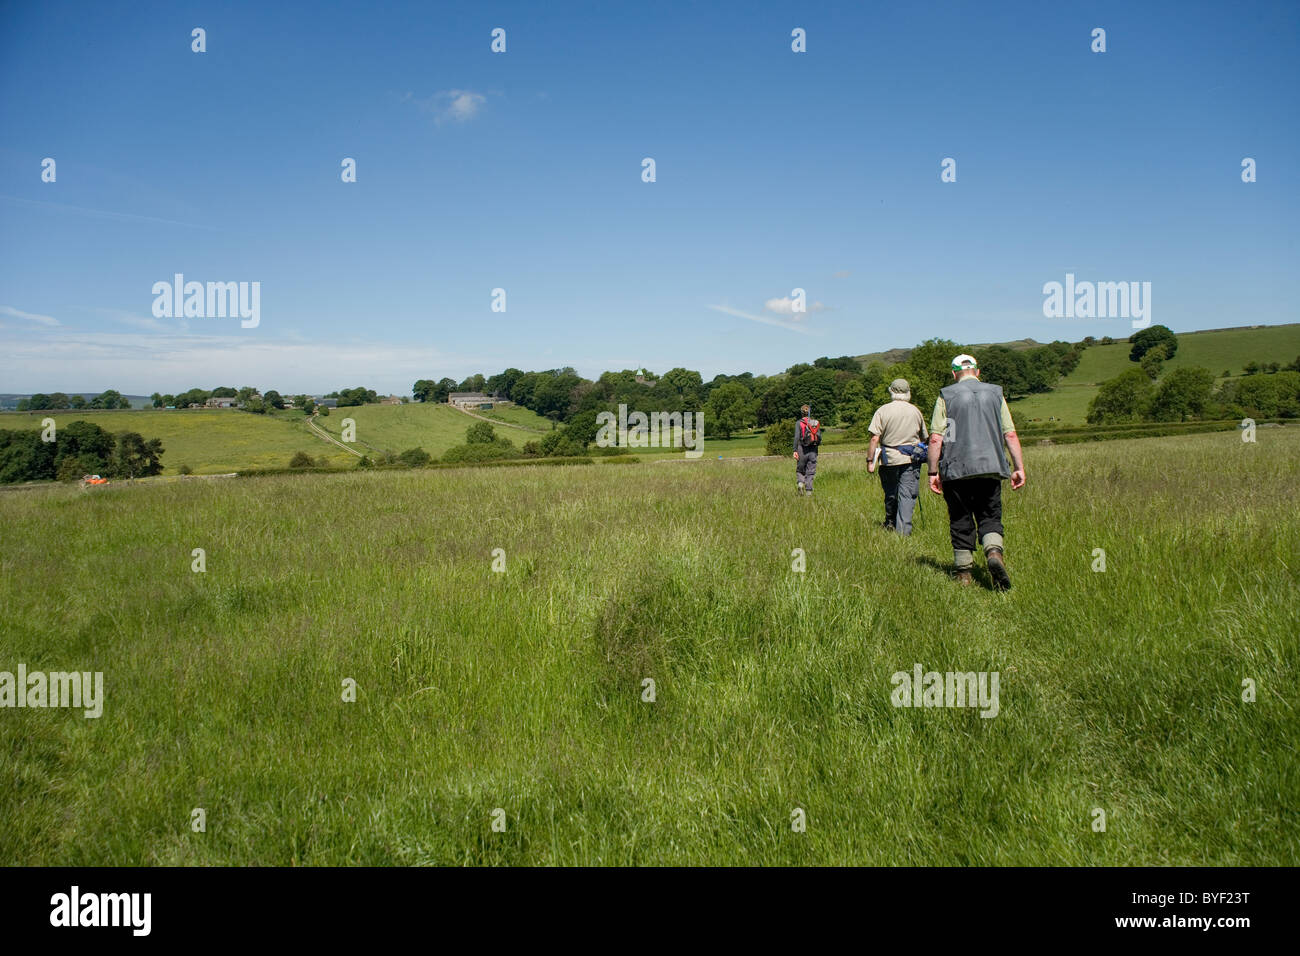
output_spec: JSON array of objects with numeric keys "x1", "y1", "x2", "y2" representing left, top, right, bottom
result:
[
  {"x1": 1, "y1": 430, "x2": 1296, "y2": 865},
  {"x1": 1008, "y1": 324, "x2": 1300, "y2": 424}
]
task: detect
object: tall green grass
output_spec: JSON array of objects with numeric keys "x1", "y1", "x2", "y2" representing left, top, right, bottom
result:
[{"x1": 1, "y1": 431, "x2": 1295, "y2": 865}]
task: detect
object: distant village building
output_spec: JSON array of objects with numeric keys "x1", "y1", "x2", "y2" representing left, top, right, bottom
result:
[
  {"x1": 204, "y1": 397, "x2": 236, "y2": 408},
  {"x1": 314, "y1": 397, "x2": 338, "y2": 408},
  {"x1": 381, "y1": 395, "x2": 403, "y2": 405},
  {"x1": 448, "y1": 392, "x2": 507, "y2": 410},
  {"x1": 635, "y1": 370, "x2": 658, "y2": 386}
]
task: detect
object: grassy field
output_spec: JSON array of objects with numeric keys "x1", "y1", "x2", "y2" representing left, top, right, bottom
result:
[
  {"x1": 1007, "y1": 324, "x2": 1300, "y2": 425},
  {"x1": 309, "y1": 402, "x2": 489, "y2": 457},
  {"x1": 1, "y1": 430, "x2": 1296, "y2": 865},
  {"x1": 0, "y1": 408, "x2": 354, "y2": 474},
  {"x1": 476, "y1": 404, "x2": 553, "y2": 432}
]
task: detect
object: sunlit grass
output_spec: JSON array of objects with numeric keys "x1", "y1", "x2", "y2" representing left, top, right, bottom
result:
[{"x1": 1, "y1": 430, "x2": 1296, "y2": 864}]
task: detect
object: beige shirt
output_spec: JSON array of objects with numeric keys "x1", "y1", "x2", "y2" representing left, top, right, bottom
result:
[{"x1": 868, "y1": 399, "x2": 928, "y2": 466}]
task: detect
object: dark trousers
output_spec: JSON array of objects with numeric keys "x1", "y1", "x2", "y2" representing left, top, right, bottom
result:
[
  {"x1": 796, "y1": 451, "x2": 817, "y2": 490},
  {"x1": 879, "y1": 462, "x2": 921, "y2": 535},
  {"x1": 941, "y1": 477, "x2": 1003, "y2": 551}
]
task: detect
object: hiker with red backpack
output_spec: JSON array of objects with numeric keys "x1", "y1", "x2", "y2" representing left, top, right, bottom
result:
[{"x1": 792, "y1": 404, "x2": 821, "y2": 496}]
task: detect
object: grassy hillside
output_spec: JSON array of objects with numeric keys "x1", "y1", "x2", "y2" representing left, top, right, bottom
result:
[
  {"x1": 1009, "y1": 324, "x2": 1300, "y2": 424},
  {"x1": 310, "y1": 402, "x2": 486, "y2": 457},
  {"x1": 1, "y1": 430, "x2": 1294, "y2": 865},
  {"x1": 476, "y1": 404, "x2": 553, "y2": 432},
  {"x1": 0, "y1": 408, "x2": 353, "y2": 474}
]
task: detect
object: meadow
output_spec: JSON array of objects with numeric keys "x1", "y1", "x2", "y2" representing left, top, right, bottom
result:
[
  {"x1": 1, "y1": 428, "x2": 1296, "y2": 865},
  {"x1": 0, "y1": 408, "x2": 355, "y2": 474},
  {"x1": 1008, "y1": 323, "x2": 1300, "y2": 424}
]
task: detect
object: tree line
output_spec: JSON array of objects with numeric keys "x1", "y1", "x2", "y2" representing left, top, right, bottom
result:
[
  {"x1": 410, "y1": 337, "x2": 1088, "y2": 453},
  {"x1": 0, "y1": 421, "x2": 164, "y2": 484}
]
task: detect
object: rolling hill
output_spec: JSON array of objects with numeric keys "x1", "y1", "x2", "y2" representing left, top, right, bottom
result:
[{"x1": 858, "y1": 324, "x2": 1300, "y2": 425}]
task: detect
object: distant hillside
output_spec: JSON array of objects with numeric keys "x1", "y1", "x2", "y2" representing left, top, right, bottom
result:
[
  {"x1": 855, "y1": 338, "x2": 1045, "y2": 368},
  {"x1": 1009, "y1": 323, "x2": 1300, "y2": 425},
  {"x1": 0, "y1": 393, "x2": 151, "y2": 410},
  {"x1": 855, "y1": 324, "x2": 1300, "y2": 373}
]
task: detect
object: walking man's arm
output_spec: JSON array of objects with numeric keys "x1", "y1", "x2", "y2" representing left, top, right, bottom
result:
[
  {"x1": 1000, "y1": 397, "x2": 1025, "y2": 489},
  {"x1": 867, "y1": 434, "x2": 880, "y2": 472},
  {"x1": 927, "y1": 395, "x2": 945, "y2": 493},
  {"x1": 1005, "y1": 431, "x2": 1025, "y2": 489},
  {"x1": 927, "y1": 434, "x2": 943, "y2": 493}
]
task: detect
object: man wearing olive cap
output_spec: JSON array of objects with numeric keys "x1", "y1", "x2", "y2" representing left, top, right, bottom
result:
[{"x1": 927, "y1": 354, "x2": 1026, "y2": 590}]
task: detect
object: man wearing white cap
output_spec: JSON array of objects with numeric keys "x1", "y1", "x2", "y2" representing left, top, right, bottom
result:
[
  {"x1": 866, "y1": 378, "x2": 929, "y2": 535},
  {"x1": 927, "y1": 354, "x2": 1026, "y2": 590}
]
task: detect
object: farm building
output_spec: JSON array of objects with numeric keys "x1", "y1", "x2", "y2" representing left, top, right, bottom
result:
[
  {"x1": 381, "y1": 395, "x2": 404, "y2": 405},
  {"x1": 447, "y1": 392, "x2": 506, "y2": 409},
  {"x1": 204, "y1": 397, "x2": 236, "y2": 408}
]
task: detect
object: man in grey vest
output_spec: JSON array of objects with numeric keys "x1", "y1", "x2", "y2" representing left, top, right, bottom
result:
[{"x1": 927, "y1": 354, "x2": 1026, "y2": 590}]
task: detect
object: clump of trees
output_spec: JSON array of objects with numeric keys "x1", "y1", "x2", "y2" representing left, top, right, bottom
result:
[
  {"x1": 0, "y1": 421, "x2": 163, "y2": 484},
  {"x1": 17, "y1": 390, "x2": 131, "y2": 411},
  {"x1": 1088, "y1": 366, "x2": 1300, "y2": 423},
  {"x1": 441, "y1": 422, "x2": 522, "y2": 463},
  {"x1": 1129, "y1": 325, "x2": 1178, "y2": 363}
]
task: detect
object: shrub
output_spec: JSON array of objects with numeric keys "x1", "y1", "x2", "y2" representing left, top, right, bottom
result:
[
  {"x1": 178, "y1": 464, "x2": 193, "y2": 475},
  {"x1": 465, "y1": 421, "x2": 497, "y2": 444},
  {"x1": 289, "y1": 451, "x2": 316, "y2": 469},
  {"x1": 765, "y1": 420, "x2": 795, "y2": 456},
  {"x1": 397, "y1": 447, "x2": 431, "y2": 467},
  {"x1": 441, "y1": 442, "x2": 520, "y2": 464}
]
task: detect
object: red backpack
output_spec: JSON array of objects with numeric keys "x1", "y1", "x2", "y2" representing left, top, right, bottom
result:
[{"x1": 798, "y1": 417, "x2": 821, "y2": 448}]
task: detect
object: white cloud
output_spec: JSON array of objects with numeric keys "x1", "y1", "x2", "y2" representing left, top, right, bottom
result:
[
  {"x1": 0, "y1": 305, "x2": 60, "y2": 327},
  {"x1": 401, "y1": 89, "x2": 488, "y2": 124},
  {"x1": 96, "y1": 308, "x2": 181, "y2": 333},
  {"x1": 708, "y1": 304, "x2": 816, "y2": 335}
]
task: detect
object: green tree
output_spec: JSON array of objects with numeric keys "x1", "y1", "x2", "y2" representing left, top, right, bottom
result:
[
  {"x1": 110, "y1": 432, "x2": 164, "y2": 479},
  {"x1": 465, "y1": 421, "x2": 497, "y2": 444},
  {"x1": 397, "y1": 447, "x2": 431, "y2": 467},
  {"x1": 765, "y1": 420, "x2": 795, "y2": 456},
  {"x1": 1087, "y1": 369, "x2": 1155, "y2": 424},
  {"x1": 1149, "y1": 367, "x2": 1214, "y2": 421},
  {"x1": 1140, "y1": 344, "x2": 1169, "y2": 380},
  {"x1": 705, "y1": 382, "x2": 756, "y2": 439},
  {"x1": 1129, "y1": 325, "x2": 1178, "y2": 362}
]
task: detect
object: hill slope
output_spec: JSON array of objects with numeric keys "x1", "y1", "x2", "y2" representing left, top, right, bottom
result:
[{"x1": 1008, "y1": 324, "x2": 1300, "y2": 424}]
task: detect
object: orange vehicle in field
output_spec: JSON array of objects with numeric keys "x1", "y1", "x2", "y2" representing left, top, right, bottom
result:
[{"x1": 82, "y1": 474, "x2": 108, "y2": 485}]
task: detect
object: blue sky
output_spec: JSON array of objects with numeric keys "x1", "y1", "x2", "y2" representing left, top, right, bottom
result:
[{"x1": 1, "y1": 0, "x2": 1296, "y2": 394}]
